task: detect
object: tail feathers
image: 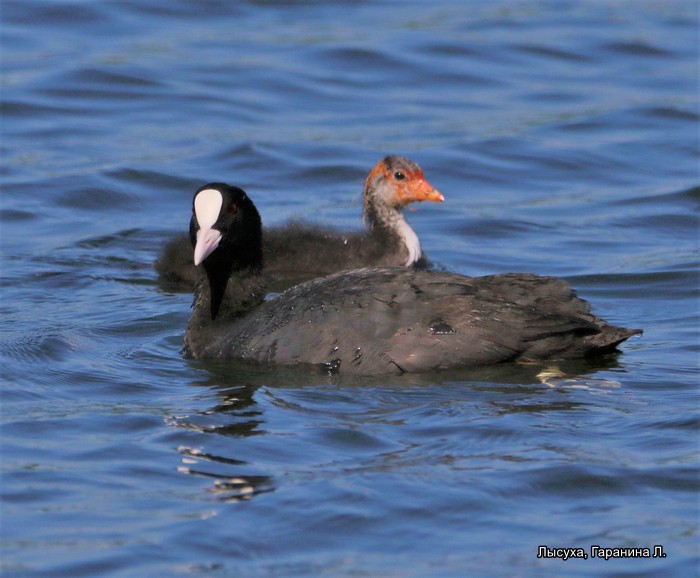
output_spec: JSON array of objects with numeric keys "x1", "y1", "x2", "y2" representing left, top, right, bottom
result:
[
  {"x1": 584, "y1": 326, "x2": 643, "y2": 354},
  {"x1": 521, "y1": 324, "x2": 642, "y2": 362}
]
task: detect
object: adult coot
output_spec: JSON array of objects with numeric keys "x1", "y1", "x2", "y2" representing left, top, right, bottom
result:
[
  {"x1": 183, "y1": 183, "x2": 641, "y2": 375},
  {"x1": 156, "y1": 155, "x2": 444, "y2": 291}
]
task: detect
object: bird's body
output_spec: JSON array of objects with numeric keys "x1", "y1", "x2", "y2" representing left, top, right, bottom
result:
[
  {"x1": 184, "y1": 266, "x2": 639, "y2": 374},
  {"x1": 182, "y1": 183, "x2": 641, "y2": 375}
]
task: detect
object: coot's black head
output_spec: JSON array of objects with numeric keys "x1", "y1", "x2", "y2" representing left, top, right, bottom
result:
[
  {"x1": 190, "y1": 183, "x2": 263, "y2": 318},
  {"x1": 190, "y1": 183, "x2": 262, "y2": 268}
]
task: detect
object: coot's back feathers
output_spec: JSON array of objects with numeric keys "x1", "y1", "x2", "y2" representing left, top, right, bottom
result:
[
  {"x1": 184, "y1": 267, "x2": 640, "y2": 374},
  {"x1": 262, "y1": 219, "x2": 427, "y2": 289}
]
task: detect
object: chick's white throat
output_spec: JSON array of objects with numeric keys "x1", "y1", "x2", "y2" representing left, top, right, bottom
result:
[{"x1": 396, "y1": 218, "x2": 422, "y2": 265}]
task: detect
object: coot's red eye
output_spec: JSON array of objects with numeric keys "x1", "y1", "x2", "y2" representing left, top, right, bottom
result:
[{"x1": 228, "y1": 204, "x2": 237, "y2": 214}]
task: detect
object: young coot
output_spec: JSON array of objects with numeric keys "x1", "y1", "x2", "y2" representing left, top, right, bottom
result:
[
  {"x1": 156, "y1": 155, "x2": 444, "y2": 291},
  {"x1": 183, "y1": 183, "x2": 641, "y2": 375}
]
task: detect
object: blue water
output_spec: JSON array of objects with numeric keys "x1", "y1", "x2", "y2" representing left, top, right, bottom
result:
[{"x1": 1, "y1": 1, "x2": 698, "y2": 576}]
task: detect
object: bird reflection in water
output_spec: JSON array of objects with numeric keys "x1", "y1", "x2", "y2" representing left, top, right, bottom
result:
[{"x1": 166, "y1": 382, "x2": 274, "y2": 502}]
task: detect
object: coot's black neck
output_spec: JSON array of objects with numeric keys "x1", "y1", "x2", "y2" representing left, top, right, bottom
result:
[
  {"x1": 193, "y1": 263, "x2": 266, "y2": 324},
  {"x1": 193, "y1": 229, "x2": 264, "y2": 322}
]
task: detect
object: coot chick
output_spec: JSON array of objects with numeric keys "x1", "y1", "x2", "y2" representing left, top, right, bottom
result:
[
  {"x1": 156, "y1": 155, "x2": 444, "y2": 291},
  {"x1": 183, "y1": 183, "x2": 641, "y2": 375}
]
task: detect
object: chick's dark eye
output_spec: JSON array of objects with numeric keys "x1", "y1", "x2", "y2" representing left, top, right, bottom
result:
[
  {"x1": 394, "y1": 171, "x2": 405, "y2": 180},
  {"x1": 228, "y1": 204, "x2": 237, "y2": 214}
]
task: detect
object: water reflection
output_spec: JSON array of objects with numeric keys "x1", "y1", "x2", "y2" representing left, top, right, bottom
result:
[
  {"x1": 167, "y1": 383, "x2": 264, "y2": 437},
  {"x1": 176, "y1": 446, "x2": 274, "y2": 503},
  {"x1": 166, "y1": 377, "x2": 274, "y2": 501},
  {"x1": 168, "y1": 353, "x2": 633, "y2": 502}
]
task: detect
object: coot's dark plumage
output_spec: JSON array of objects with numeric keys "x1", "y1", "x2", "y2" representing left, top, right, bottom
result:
[
  {"x1": 156, "y1": 155, "x2": 444, "y2": 291},
  {"x1": 183, "y1": 183, "x2": 641, "y2": 375}
]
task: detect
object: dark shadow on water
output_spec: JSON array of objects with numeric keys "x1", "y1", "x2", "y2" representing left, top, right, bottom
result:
[{"x1": 186, "y1": 352, "x2": 633, "y2": 390}]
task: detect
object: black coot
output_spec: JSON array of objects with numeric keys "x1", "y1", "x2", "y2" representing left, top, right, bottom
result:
[{"x1": 183, "y1": 183, "x2": 641, "y2": 375}]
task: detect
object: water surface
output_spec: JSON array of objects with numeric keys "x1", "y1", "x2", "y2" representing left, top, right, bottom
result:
[{"x1": 1, "y1": 1, "x2": 698, "y2": 576}]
